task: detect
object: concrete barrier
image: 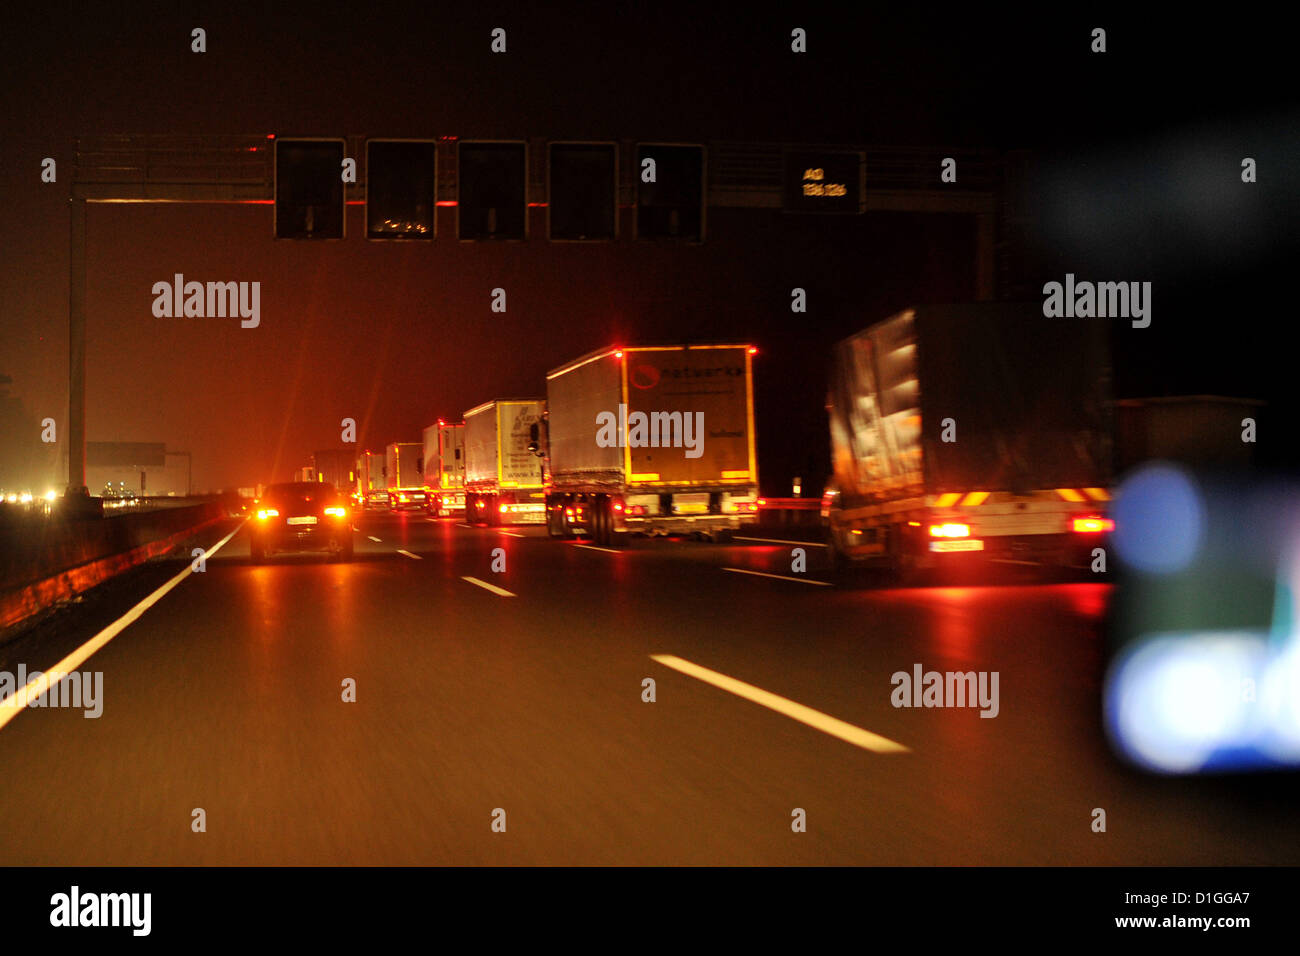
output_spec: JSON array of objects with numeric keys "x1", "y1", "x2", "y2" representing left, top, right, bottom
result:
[{"x1": 0, "y1": 503, "x2": 227, "y2": 631}]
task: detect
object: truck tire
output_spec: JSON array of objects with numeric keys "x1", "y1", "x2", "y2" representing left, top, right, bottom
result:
[
  {"x1": 600, "y1": 496, "x2": 616, "y2": 546},
  {"x1": 546, "y1": 497, "x2": 565, "y2": 538}
]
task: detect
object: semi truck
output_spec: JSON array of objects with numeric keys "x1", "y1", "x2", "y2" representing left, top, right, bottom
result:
[
  {"x1": 542, "y1": 344, "x2": 759, "y2": 546},
  {"x1": 422, "y1": 420, "x2": 466, "y2": 516},
  {"x1": 823, "y1": 303, "x2": 1112, "y2": 580},
  {"x1": 311, "y1": 449, "x2": 355, "y2": 492},
  {"x1": 355, "y1": 450, "x2": 388, "y2": 510},
  {"x1": 385, "y1": 442, "x2": 427, "y2": 510},
  {"x1": 463, "y1": 400, "x2": 547, "y2": 525}
]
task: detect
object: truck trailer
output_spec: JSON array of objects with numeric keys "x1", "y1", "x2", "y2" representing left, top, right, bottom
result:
[
  {"x1": 355, "y1": 450, "x2": 388, "y2": 510},
  {"x1": 463, "y1": 400, "x2": 547, "y2": 525},
  {"x1": 422, "y1": 420, "x2": 467, "y2": 516},
  {"x1": 311, "y1": 449, "x2": 355, "y2": 492},
  {"x1": 385, "y1": 442, "x2": 427, "y2": 510},
  {"x1": 542, "y1": 344, "x2": 759, "y2": 545},
  {"x1": 823, "y1": 303, "x2": 1112, "y2": 580}
]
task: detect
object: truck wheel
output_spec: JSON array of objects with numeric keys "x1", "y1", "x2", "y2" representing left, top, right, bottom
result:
[
  {"x1": 592, "y1": 496, "x2": 608, "y2": 546},
  {"x1": 487, "y1": 497, "x2": 500, "y2": 526}
]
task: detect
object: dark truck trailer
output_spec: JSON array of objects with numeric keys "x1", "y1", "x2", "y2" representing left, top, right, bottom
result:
[
  {"x1": 311, "y1": 449, "x2": 355, "y2": 493},
  {"x1": 824, "y1": 303, "x2": 1112, "y2": 578}
]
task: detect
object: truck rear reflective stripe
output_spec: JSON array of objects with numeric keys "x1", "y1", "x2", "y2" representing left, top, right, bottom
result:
[
  {"x1": 934, "y1": 492, "x2": 962, "y2": 508},
  {"x1": 1083, "y1": 487, "x2": 1111, "y2": 501},
  {"x1": 960, "y1": 491, "x2": 990, "y2": 506},
  {"x1": 1055, "y1": 488, "x2": 1086, "y2": 502}
]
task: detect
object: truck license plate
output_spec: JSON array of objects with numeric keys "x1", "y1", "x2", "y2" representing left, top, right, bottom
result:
[
  {"x1": 930, "y1": 539, "x2": 983, "y2": 552},
  {"x1": 287, "y1": 516, "x2": 317, "y2": 525}
]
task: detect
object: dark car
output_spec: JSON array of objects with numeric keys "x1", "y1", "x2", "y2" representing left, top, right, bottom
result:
[{"x1": 248, "y1": 482, "x2": 354, "y2": 562}]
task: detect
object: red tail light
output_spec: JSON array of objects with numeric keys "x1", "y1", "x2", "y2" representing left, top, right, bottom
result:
[
  {"x1": 929, "y1": 522, "x2": 970, "y2": 538},
  {"x1": 1072, "y1": 516, "x2": 1114, "y2": 533}
]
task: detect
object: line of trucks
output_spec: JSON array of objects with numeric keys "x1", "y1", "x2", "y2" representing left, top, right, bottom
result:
[{"x1": 296, "y1": 301, "x2": 1124, "y2": 574}]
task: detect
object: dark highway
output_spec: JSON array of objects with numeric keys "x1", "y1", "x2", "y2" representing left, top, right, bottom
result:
[{"x1": 1, "y1": 513, "x2": 1294, "y2": 866}]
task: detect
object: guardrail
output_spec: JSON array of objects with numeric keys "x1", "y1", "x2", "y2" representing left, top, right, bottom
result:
[{"x1": 0, "y1": 502, "x2": 227, "y2": 632}]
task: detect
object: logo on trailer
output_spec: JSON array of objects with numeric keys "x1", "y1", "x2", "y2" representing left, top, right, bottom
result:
[{"x1": 630, "y1": 364, "x2": 661, "y2": 390}]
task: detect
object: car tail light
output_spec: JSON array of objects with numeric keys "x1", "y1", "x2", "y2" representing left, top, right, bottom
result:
[
  {"x1": 324, "y1": 506, "x2": 346, "y2": 517},
  {"x1": 928, "y1": 522, "x2": 970, "y2": 538},
  {"x1": 1072, "y1": 515, "x2": 1114, "y2": 533},
  {"x1": 256, "y1": 508, "x2": 279, "y2": 520},
  {"x1": 613, "y1": 501, "x2": 624, "y2": 511}
]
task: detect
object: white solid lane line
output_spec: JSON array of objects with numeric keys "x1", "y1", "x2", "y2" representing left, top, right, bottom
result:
[
  {"x1": 722, "y1": 567, "x2": 832, "y2": 587},
  {"x1": 650, "y1": 654, "x2": 911, "y2": 754},
  {"x1": 461, "y1": 576, "x2": 516, "y2": 597},
  {"x1": 574, "y1": 544, "x2": 620, "y2": 554},
  {"x1": 735, "y1": 536, "x2": 828, "y2": 548},
  {"x1": 0, "y1": 522, "x2": 244, "y2": 733},
  {"x1": 397, "y1": 549, "x2": 422, "y2": 560},
  {"x1": 497, "y1": 530, "x2": 526, "y2": 538},
  {"x1": 368, "y1": 536, "x2": 382, "y2": 542}
]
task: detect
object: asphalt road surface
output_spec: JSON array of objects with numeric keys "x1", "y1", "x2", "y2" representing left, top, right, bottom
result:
[{"x1": 1, "y1": 513, "x2": 1296, "y2": 865}]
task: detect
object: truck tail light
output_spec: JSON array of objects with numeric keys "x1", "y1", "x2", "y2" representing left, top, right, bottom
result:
[
  {"x1": 256, "y1": 508, "x2": 279, "y2": 520},
  {"x1": 1072, "y1": 516, "x2": 1114, "y2": 533},
  {"x1": 626, "y1": 505, "x2": 646, "y2": 516},
  {"x1": 928, "y1": 522, "x2": 970, "y2": 538},
  {"x1": 324, "y1": 507, "x2": 347, "y2": 518}
]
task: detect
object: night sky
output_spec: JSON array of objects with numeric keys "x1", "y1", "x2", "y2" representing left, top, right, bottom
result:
[{"x1": 3, "y1": 4, "x2": 1295, "y2": 492}]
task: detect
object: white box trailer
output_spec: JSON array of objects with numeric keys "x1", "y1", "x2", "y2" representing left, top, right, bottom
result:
[
  {"x1": 355, "y1": 450, "x2": 388, "y2": 509},
  {"x1": 543, "y1": 344, "x2": 759, "y2": 545},
  {"x1": 463, "y1": 400, "x2": 547, "y2": 525},
  {"x1": 421, "y1": 420, "x2": 466, "y2": 516},
  {"x1": 385, "y1": 442, "x2": 427, "y2": 510}
]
